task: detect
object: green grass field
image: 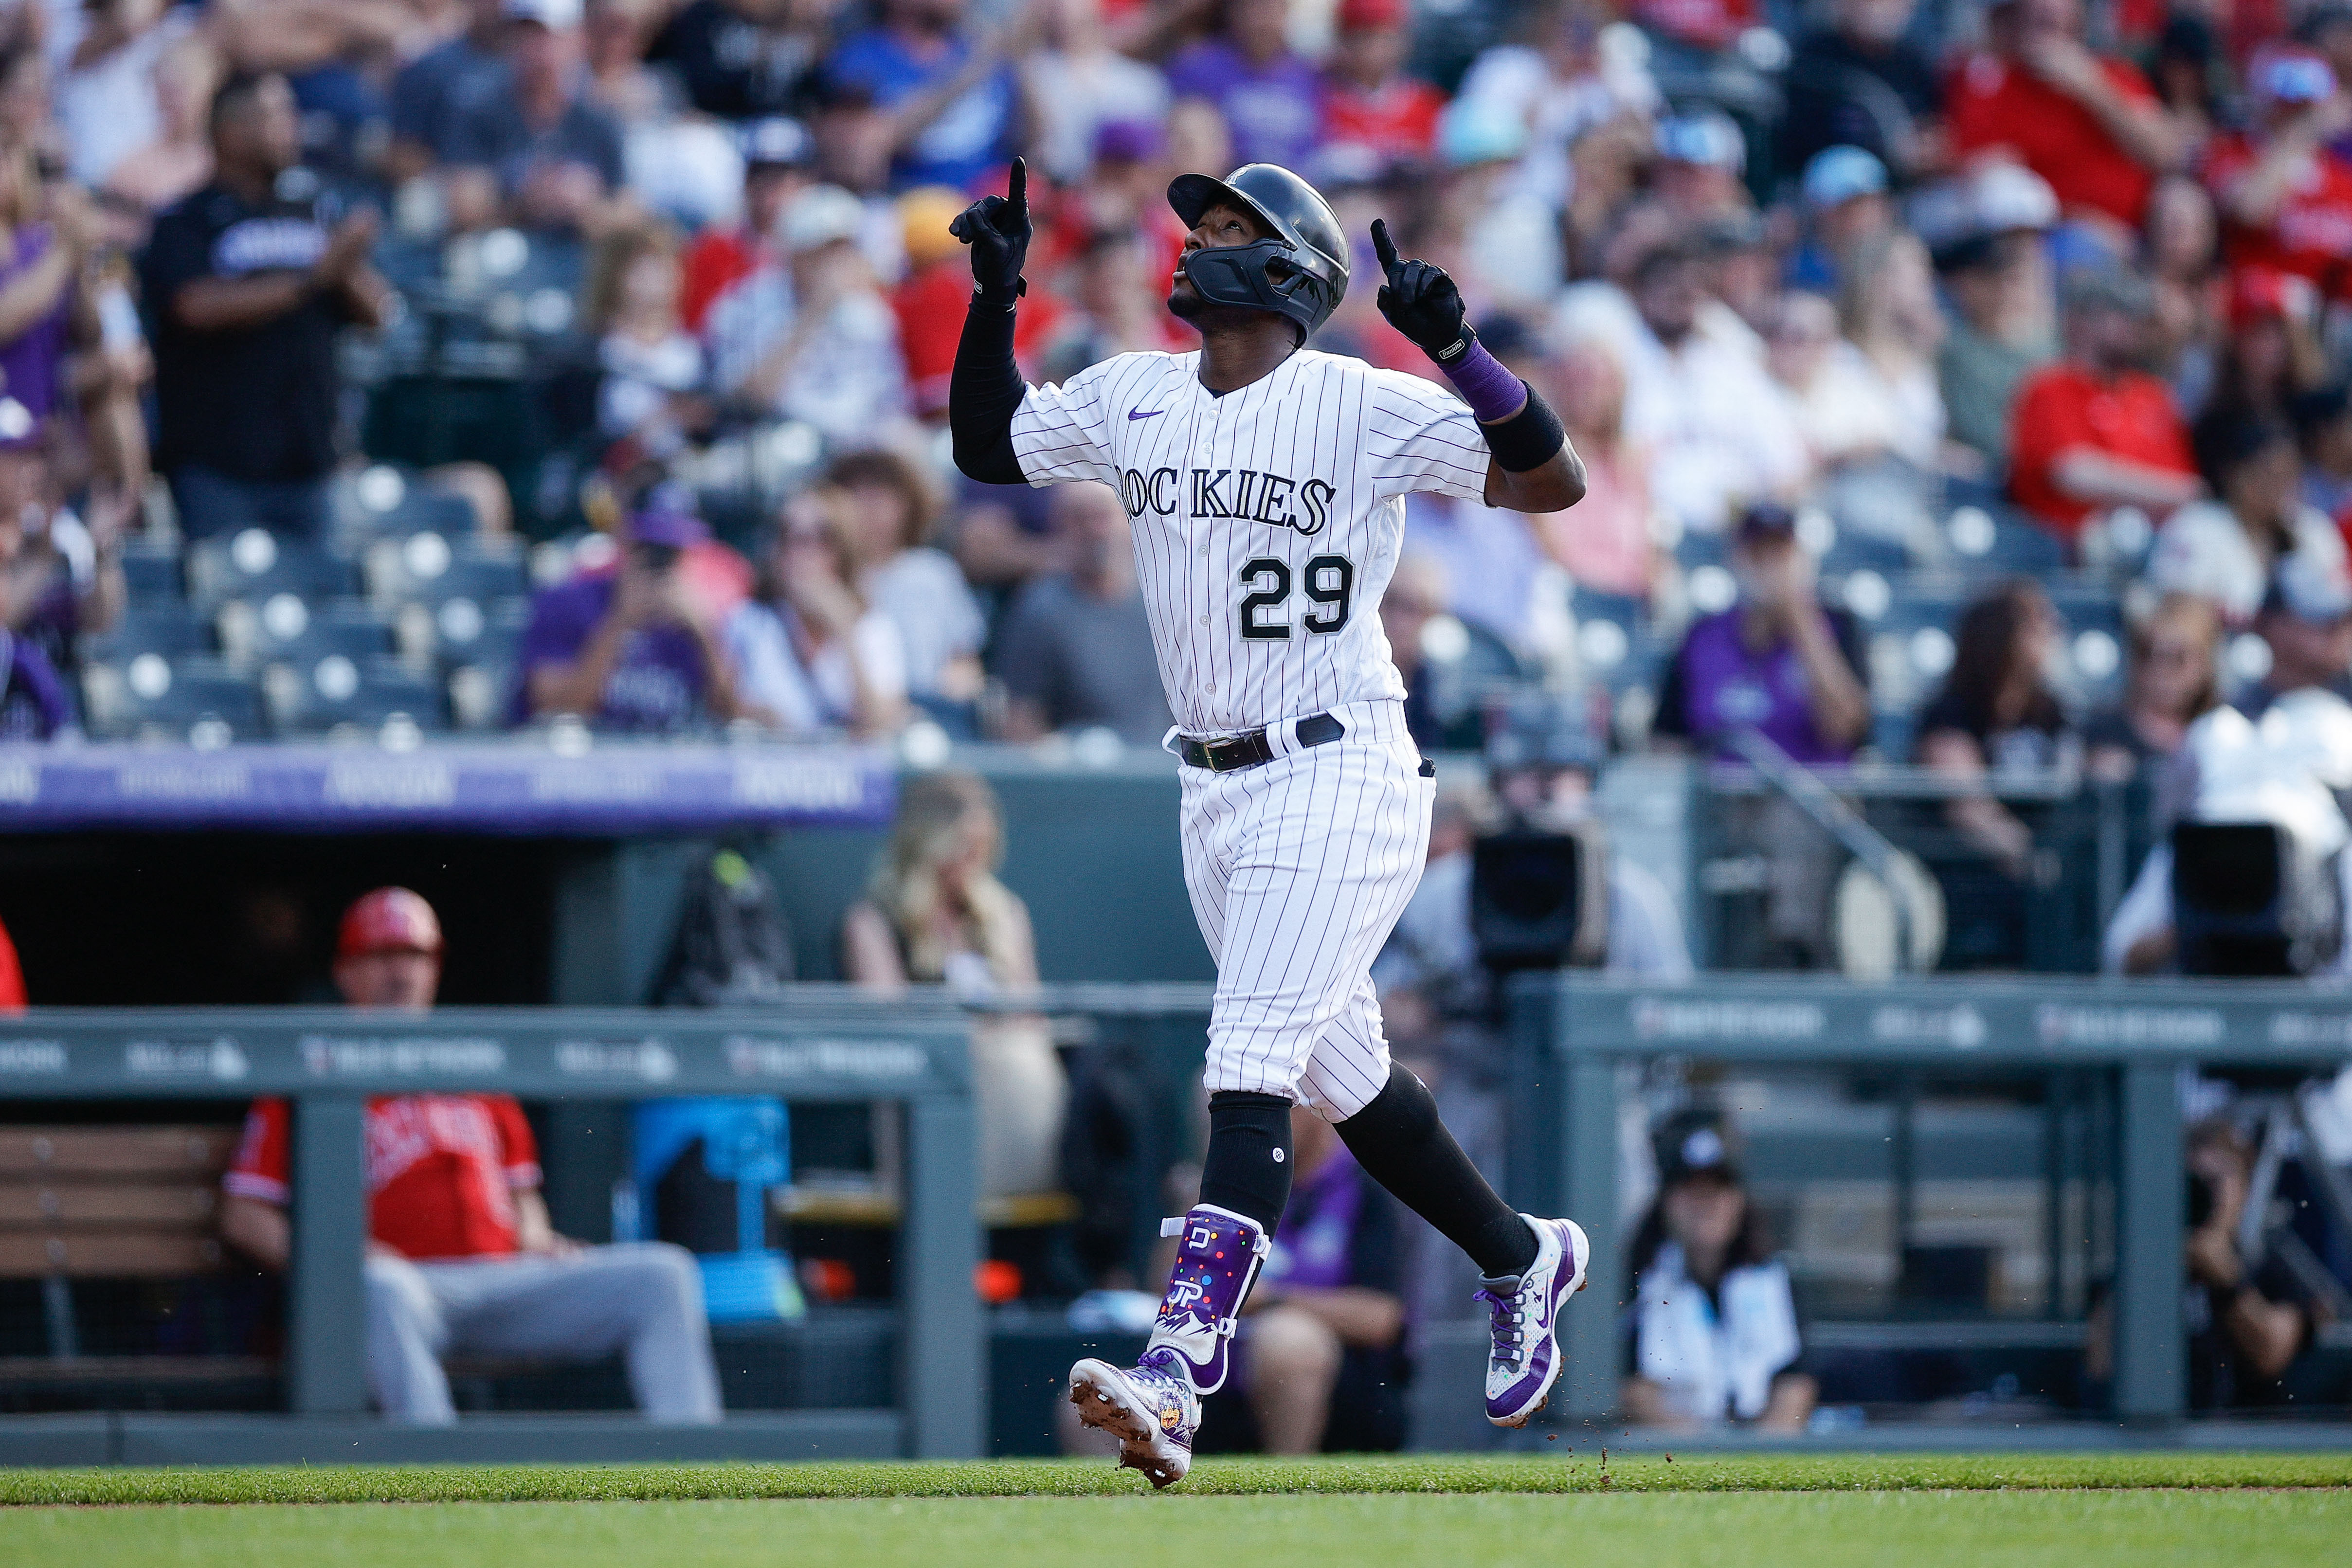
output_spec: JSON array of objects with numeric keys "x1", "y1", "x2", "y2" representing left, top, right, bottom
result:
[{"x1": 5, "y1": 1454, "x2": 2347, "y2": 1568}]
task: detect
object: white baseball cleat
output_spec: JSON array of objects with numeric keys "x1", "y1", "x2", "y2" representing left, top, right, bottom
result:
[
  {"x1": 1477, "y1": 1215, "x2": 1591, "y2": 1428},
  {"x1": 1067, "y1": 1351, "x2": 1200, "y2": 1490}
]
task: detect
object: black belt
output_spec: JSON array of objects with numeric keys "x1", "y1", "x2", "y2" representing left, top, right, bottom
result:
[{"x1": 1177, "y1": 711, "x2": 1346, "y2": 773}]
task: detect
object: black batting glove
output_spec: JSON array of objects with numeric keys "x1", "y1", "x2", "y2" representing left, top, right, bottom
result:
[
  {"x1": 1370, "y1": 218, "x2": 1471, "y2": 362},
  {"x1": 949, "y1": 157, "x2": 1031, "y2": 302}
]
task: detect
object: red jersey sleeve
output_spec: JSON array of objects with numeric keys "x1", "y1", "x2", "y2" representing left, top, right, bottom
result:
[
  {"x1": 486, "y1": 1095, "x2": 543, "y2": 1189},
  {"x1": 224, "y1": 1098, "x2": 292, "y2": 1205},
  {"x1": 2006, "y1": 370, "x2": 2099, "y2": 527}
]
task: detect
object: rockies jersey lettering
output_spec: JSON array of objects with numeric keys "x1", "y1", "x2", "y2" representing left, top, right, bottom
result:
[{"x1": 1008, "y1": 348, "x2": 1488, "y2": 735}]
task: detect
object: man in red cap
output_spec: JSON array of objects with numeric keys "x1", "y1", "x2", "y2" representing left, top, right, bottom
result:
[{"x1": 219, "y1": 887, "x2": 722, "y2": 1426}]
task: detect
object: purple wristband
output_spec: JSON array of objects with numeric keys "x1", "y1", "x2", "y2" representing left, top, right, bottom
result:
[{"x1": 1437, "y1": 336, "x2": 1525, "y2": 423}]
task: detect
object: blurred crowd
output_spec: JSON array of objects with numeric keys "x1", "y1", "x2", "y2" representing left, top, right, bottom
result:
[{"x1": 5, "y1": 0, "x2": 2352, "y2": 828}]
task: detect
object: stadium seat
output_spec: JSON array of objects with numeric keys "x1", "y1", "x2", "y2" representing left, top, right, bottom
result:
[
  {"x1": 1674, "y1": 530, "x2": 1728, "y2": 573},
  {"x1": 186, "y1": 528, "x2": 356, "y2": 615},
  {"x1": 434, "y1": 595, "x2": 529, "y2": 730},
  {"x1": 1867, "y1": 586, "x2": 1967, "y2": 717},
  {"x1": 333, "y1": 464, "x2": 480, "y2": 544},
  {"x1": 216, "y1": 594, "x2": 395, "y2": 673},
  {"x1": 448, "y1": 228, "x2": 586, "y2": 342},
  {"x1": 81, "y1": 655, "x2": 269, "y2": 744},
  {"x1": 1944, "y1": 504, "x2": 2065, "y2": 576},
  {"x1": 365, "y1": 533, "x2": 528, "y2": 614},
  {"x1": 425, "y1": 593, "x2": 529, "y2": 667},
  {"x1": 2046, "y1": 587, "x2": 2127, "y2": 706},
  {"x1": 80, "y1": 604, "x2": 207, "y2": 665},
  {"x1": 119, "y1": 541, "x2": 185, "y2": 604},
  {"x1": 1571, "y1": 585, "x2": 1646, "y2": 634},
  {"x1": 264, "y1": 654, "x2": 448, "y2": 736},
  {"x1": 1816, "y1": 524, "x2": 1912, "y2": 578}
]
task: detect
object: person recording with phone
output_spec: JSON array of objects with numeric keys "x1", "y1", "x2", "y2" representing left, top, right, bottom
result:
[{"x1": 517, "y1": 495, "x2": 742, "y2": 733}]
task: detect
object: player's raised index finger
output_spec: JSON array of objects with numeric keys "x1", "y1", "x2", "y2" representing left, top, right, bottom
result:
[
  {"x1": 1369, "y1": 219, "x2": 1400, "y2": 280},
  {"x1": 1007, "y1": 157, "x2": 1027, "y2": 216}
]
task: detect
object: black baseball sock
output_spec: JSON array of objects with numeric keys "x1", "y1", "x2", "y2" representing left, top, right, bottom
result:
[
  {"x1": 1196, "y1": 1091, "x2": 1294, "y2": 1232},
  {"x1": 1336, "y1": 1063, "x2": 1538, "y2": 1279}
]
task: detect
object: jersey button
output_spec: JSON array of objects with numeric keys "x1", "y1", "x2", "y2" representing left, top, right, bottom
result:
[
  {"x1": 1198, "y1": 615, "x2": 1209, "y2": 626},
  {"x1": 1205, "y1": 682, "x2": 1216, "y2": 692}
]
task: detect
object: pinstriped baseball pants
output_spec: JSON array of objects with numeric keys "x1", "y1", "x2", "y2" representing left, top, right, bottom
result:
[{"x1": 1176, "y1": 699, "x2": 1433, "y2": 1121}]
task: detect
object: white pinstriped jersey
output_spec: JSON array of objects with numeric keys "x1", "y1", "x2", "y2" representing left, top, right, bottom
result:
[{"x1": 1008, "y1": 348, "x2": 1490, "y2": 735}]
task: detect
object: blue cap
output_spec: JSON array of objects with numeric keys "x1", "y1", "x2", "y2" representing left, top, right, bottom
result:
[
  {"x1": 1655, "y1": 111, "x2": 1745, "y2": 172},
  {"x1": 1438, "y1": 97, "x2": 1528, "y2": 167},
  {"x1": 1804, "y1": 145, "x2": 1888, "y2": 210}
]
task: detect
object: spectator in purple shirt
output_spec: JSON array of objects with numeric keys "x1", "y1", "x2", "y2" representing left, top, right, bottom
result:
[
  {"x1": 0, "y1": 625, "x2": 70, "y2": 739},
  {"x1": 1651, "y1": 503, "x2": 1872, "y2": 765},
  {"x1": 1651, "y1": 503, "x2": 1872, "y2": 967},
  {"x1": 516, "y1": 499, "x2": 742, "y2": 732},
  {"x1": 1163, "y1": 0, "x2": 1323, "y2": 172},
  {"x1": 1197, "y1": 1103, "x2": 1409, "y2": 1455}
]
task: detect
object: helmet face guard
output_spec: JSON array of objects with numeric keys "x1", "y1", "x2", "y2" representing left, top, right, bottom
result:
[{"x1": 1177, "y1": 239, "x2": 1323, "y2": 325}]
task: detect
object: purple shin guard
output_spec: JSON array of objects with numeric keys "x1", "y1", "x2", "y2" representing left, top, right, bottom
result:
[{"x1": 1142, "y1": 1203, "x2": 1271, "y2": 1394}]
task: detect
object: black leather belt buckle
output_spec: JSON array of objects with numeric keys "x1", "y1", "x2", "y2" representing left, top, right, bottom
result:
[
  {"x1": 1182, "y1": 731, "x2": 1268, "y2": 772},
  {"x1": 1180, "y1": 712, "x2": 1343, "y2": 772}
]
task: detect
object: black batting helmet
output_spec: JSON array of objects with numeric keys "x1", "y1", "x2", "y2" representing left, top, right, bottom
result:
[{"x1": 1168, "y1": 163, "x2": 1348, "y2": 341}]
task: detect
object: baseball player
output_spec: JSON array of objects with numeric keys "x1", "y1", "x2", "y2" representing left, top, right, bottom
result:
[{"x1": 950, "y1": 159, "x2": 1590, "y2": 1485}]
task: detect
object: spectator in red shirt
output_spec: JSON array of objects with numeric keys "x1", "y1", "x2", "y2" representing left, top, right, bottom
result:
[
  {"x1": 678, "y1": 117, "x2": 813, "y2": 336},
  {"x1": 218, "y1": 888, "x2": 722, "y2": 1427},
  {"x1": 1946, "y1": 0, "x2": 2188, "y2": 234},
  {"x1": 2008, "y1": 267, "x2": 2201, "y2": 542},
  {"x1": 0, "y1": 912, "x2": 23, "y2": 1011},
  {"x1": 2207, "y1": 51, "x2": 2352, "y2": 303},
  {"x1": 1318, "y1": 0, "x2": 1445, "y2": 164}
]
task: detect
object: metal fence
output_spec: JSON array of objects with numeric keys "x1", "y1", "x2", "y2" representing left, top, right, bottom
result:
[
  {"x1": 0, "y1": 1001, "x2": 977, "y2": 1464},
  {"x1": 1508, "y1": 973, "x2": 2352, "y2": 1426},
  {"x1": 4, "y1": 977, "x2": 2351, "y2": 1463}
]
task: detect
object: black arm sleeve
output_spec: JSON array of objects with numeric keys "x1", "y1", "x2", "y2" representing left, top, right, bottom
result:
[
  {"x1": 1478, "y1": 381, "x2": 1567, "y2": 472},
  {"x1": 949, "y1": 291, "x2": 1028, "y2": 485}
]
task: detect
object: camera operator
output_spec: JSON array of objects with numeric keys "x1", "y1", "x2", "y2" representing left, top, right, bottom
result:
[
  {"x1": 1375, "y1": 695, "x2": 1692, "y2": 1062},
  {"x1": 2087, "y1": 1118, "x2": 2321, "y2": 1409},
  {"x1": 2102, "y1": 682, "x2": 2352, "y2": 976}
]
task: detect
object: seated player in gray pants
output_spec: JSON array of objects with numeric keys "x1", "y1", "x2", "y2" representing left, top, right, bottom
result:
[{"x1": 218, "y1": 887, "x2": 722, "y2": 1425}]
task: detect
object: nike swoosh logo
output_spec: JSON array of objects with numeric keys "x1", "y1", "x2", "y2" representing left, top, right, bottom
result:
[{"x1": 1128, "y1": 409, "x2": 1166, "y2": 420}]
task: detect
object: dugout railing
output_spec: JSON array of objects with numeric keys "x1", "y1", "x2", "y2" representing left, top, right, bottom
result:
[
  {"x1": 1509, "y1": 973, "x2": 2352, "y2": 1429},
  {"x1": 3, "y1": 980, "x2": 2350, "y2": 1464},
  {"x1": 0, "y1": 1001, "x2": 979, "y2": 1465}
]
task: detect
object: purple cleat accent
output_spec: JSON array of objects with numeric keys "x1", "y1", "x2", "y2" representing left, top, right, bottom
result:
[
  {"x1": 1476, "y1": 1215, "x2": 1590, "y2": 1428},
  {"x1": 1069, "y1": 1203, "x2": 1270, "y2": 1487}
]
